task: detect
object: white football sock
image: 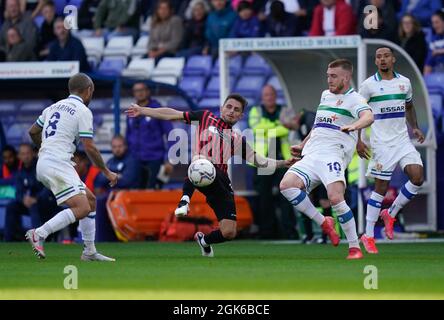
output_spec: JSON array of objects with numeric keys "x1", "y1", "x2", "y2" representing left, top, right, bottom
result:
[
  {"x1": 281, "y1": 188, "x2": 325, "y2": 226},
  {"x1": 36, "y1": 208, "x2": 76, "y2": 239},
  {"x1": 333, "y1": 201, "x2": 359, "y2": 249},
  {"x1": 389, "y1": 181, "x2": 421, "y2": 218},
  {"x1": 365, "y1": 192, "x2": 384, "y2": 237},
  {"x1": 80, "y1": 212, "x2": 97, "y2": 254}
]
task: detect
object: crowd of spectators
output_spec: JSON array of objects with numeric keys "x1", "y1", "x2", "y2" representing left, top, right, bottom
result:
[{"x1": 0, "y1": 0, "x2": 443, "y2": 73}]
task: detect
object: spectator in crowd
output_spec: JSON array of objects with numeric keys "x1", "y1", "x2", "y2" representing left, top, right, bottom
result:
[
  {"x1": 183, "y1": 0, "x2": 211, "y2": 20},
  {"x1": 230, "y1": 0, "x2": 263, "y2": 38},
  {"x1": 0, "y1": 145, "x2": 21, "y2": 198},
  {"x1": 4, "y1": 144, "x2": 58, "y2": 242},
  {"x1": 231, "y1": 0, "x2": 253, "y2": 11},
  {"x1": 266, "y1": 0, "x2": 301, "y2": 37},
  {"x1": 78, "y1": 0, "x2": 101, "y2": 30},
  {"x1": 0, "y1": 0, "x2": 38, "y2": 54},
  {"x1": 46, "y1": 17, "x2": 91, "y2": 72},
  {"x1": 72, "y1": 151, "x2": 101, "y2": 194},
  {"x1": 248, "y1": 85, "x2": 297, "y2": 239},
  {"x1": 397, "y1": 0, "x2": 442, "y2": 27},
  {"x1": 359, "y1": 8, "x2": 399, "y2": 43},
  {"x1": 205, "y1": 0, "x2": 237, "y2": 56},
  {"x1": 178, "y1": 0, "x2": 209, "y2": 57},
  {"x1": 126, "y1": 82, "x2": 174, "y2": 189},
  {"x1": 424, "y1": 10, "x2": 444, "y2": 75},
  {"x1": 4, "y1": 26, "x2": 36, "y2": 61},
  {"x1": 261, "y1": 0, "x2": 318, "y2": 31},
  {"x1": 358, "y1": 0, "x2": 398, "y2": 43},
  {"x1": 95, "y1": 135, "x2": 141, "y2": 194},
  {"x1": 147, "y1": 0, "x2": 184, "y2": 62},
  {"x1": 309, "y1": 0, "x2": 356, "y2": 36},
  {"x1": 93, "y1": 0, "x2": 141, "y2": 40},
  {"x1": 37, "y1": 0, "x2": 57, "y2": 59},
  {"x1": 399, "y1": 14, "x2": 428, "y2": 71}
]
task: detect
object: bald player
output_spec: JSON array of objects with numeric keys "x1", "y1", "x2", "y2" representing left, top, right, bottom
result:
[{"x1": 26, "y1": 73, "x2": 118, "y2": 261}]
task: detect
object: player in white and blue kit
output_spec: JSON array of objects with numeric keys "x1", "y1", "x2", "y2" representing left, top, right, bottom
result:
[
  {"x1": 280, "y1": 59, "x2": 374, "y2": 260},
  {"x1": 358, "y1": 47, "x2": 425, "y2": 254},
  {"x1": 25, "y1": 73, "x2": 118, "y2": 260}
]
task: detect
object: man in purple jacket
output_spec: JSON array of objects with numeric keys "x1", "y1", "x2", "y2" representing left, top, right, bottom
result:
[{"x1": 126, "y1": 82, "x2": 174, "y2": 189}]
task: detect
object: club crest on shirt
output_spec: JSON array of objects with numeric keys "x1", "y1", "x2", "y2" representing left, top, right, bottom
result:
[
  {"x1": 336, "y1": 100, "x2": 343, "y2": 106},
  {"x1": 399, "y1": 85, "x2": 405, "y2": 92}
]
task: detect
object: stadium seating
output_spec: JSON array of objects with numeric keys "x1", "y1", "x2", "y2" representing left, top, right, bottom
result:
[
  {"x1": 183, "y1": 55, "x2": 213, "y2": 77},
  {"x1": 103, "y1": 36, "x2": 134, "y2": 58},
  {"x1": 122, "y1": 58, "x2": 155, "y2": 79},
  {"x1": 150, "y1": 57, "x2": 185, "y2": 85},
  {"x1": 234, "y1": 75, "x2": 267, "y2": 99},
  {"x1": 81, "y1": 37, "x2": 105, "y2": 61},
  {"x1": 212, "y1": 55, "x2": 243, "y2": 77},
  {"x1": 203, "y1": 75, "x2": 235, "y2": 98},
  {"x1": 267, "y1": 75, "x2": 285, "y2": 98},
  {"x1": 179, "y1": 76, "x2": 206, "y2": 101},
  {"x1": 98, "y1": 57, "x2": 126, "y2": 76},
  {"x1": 131, "y1": 35, "x2": 149, "y2": 58},
  {"x1": 20, "y1": 100, "x2": 51, "y2": 114},
  {"x1": 425, "y1": 73, "x2": 444, "y2": 94},
  {"x1": 243, "y1": 54, "x2": 273, "y2": 76}
]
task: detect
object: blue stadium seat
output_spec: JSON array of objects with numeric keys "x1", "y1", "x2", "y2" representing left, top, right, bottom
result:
[
  {"x1": 68, "y1": 0, "x2": 83, "y2": 8},
  {"x1": 21, "y1": 100, "x2": 51, "y2": 114},
  {"x1": 198, "y1": 98, "x2": 222, "y2": 115},
  {"x1": 0, "y1": 102, "x2": 18, "y2": 114},
  {"x1": 234, "y1": 75, "x2": 266, "y2": 99},
  {"x1": 167, "y1": 97, "x2": 191, "y2": 111},
  {"x1": 203, "y1": 75, "x2": 235, "y2": 98},
  {"x1": 89, "y1": 98, "x2": 112, "y2": 113},
  {"x1": 425, "y1": 72, "x2": 444, "y2": 94},
  {"x1": 267, "y1": 75, "x2": 284, "y2": 98},
  {"x1": 98, "y1": 58, "x2": 126, "y2": 76},
  {"x1": 429, "y1": 94, "x2": 443, "y2": 117},
  {"x1": 54, "y1": 0, "x2": 68, "y2": 15},
  {"x1": 179, "y1": 76, "x2": 206, "y2": 101},
  {"x1": 183, "y1": 55, "x2": 213, "y2": 77},
  {"x1": 243, "y1": 54, "x2": 272, "y2": 76},
  {"x1": 212, "y1": 55, "x2": 243, "y2": 77}
]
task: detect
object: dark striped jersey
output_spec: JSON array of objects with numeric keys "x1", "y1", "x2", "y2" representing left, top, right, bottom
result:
[{"x1": 183, "y1": 110, "x2": 249, "y2": 176}]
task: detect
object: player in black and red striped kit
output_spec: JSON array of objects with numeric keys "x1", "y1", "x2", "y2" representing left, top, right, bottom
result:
[{"x1": 126, "y1": 94, "x2": 296, "y2": 257}]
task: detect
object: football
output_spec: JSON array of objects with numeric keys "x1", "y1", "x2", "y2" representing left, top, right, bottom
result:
[{"x1": 187, "y1": 158, "x2": 216, "y2": 187}]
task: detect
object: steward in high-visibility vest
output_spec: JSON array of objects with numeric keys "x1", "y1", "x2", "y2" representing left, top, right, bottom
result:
[{"x1": 248, "y1": 104, "x2": 291, "y2": 160}]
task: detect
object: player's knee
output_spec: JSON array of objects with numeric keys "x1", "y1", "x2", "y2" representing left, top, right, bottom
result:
[
  {"x1": 280, "y1": 176, "x2": 302, "y2": 192},
  {"x1": 88, "y1": 195, "x2": 96, "y2": 212},
  {"x1": 221, "y1": 228, "x2": 236, "y2": 240},
  {"x1": 410, "y1": 176, "x2": 424, "y2": 187},
  {"x1": 328, "y1": 193, "x2": 344, "y2": 206}
]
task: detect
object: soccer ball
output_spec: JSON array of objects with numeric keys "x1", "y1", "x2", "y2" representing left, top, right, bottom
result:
[{"x1": 187, "y1": 159, "x2": 216, "y2": 187}]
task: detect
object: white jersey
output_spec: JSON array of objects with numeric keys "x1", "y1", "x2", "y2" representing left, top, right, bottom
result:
[
  {"x1": 36, "y1": 94, "x2": 94, "y2": 162},
  {"x1": 359, "y1": 72, "x2": 413, "y2": 147},
  {"x1": 303, "y1": 88, "x2": 371, "y2": 164}
]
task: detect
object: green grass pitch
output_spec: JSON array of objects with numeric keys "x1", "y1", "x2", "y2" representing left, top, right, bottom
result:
[{"x1": 0, "y1": 241, "x2": 443, "y2": 299}]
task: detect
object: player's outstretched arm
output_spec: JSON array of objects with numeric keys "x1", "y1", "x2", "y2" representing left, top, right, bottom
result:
[
  {"x1": 341, "y1": 110, "x2": 374, "y2": 133},
  {"x1": 125, "y1": 103, "x2": 184, "y2": 121},
  {"x1": 81, "y1": 138, "x2": 118, "y2": 187},
  {"x1": 243, "y1": 141, "x2": 298, "y2": 169},
  {"x1": 29, "y1": 123, "x2": 43, "y2": 149},
  {"x1": 405, "y1": 102, "x2": 425, "y2": 143}
]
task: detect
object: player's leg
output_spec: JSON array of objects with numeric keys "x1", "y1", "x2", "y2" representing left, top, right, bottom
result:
[
  {"x1": 326, "y1": 181, "x2": 362, "y2": 259},
  {"x1": 79, "y1": 187, "x2": 115, "y2": 261},
  {"x1": 280, "y1": 168, "x2": 340, "y2": 246},
  {"x1": 26, "y1": 193, "x2": 90, "y2": 258},
  {"x1": 388, "y1": 164, "x2": 423, "y2": 218},
  {"x1": 380, "y1": 151, "x2": 423, "y2": 240},
  {"x1": 175, "y1": 178, "x2": 195, "y2": 217}
]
